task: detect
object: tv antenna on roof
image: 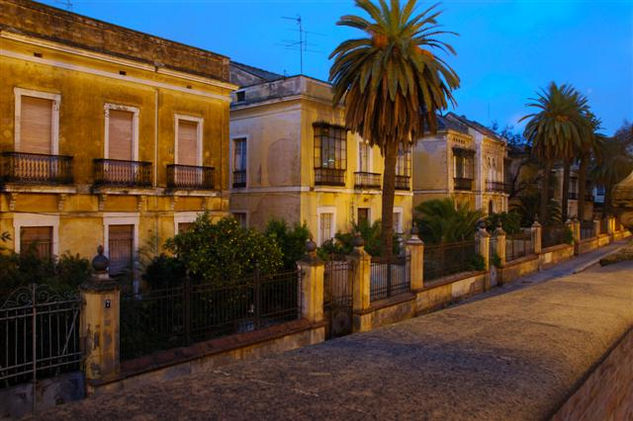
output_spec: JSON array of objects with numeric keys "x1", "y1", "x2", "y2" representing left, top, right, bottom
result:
[{"x1": 279, "y1": 15, "x2": 324, "y2": 75}]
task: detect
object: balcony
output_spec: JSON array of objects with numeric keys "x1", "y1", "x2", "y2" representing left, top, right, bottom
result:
[
  {"x1": 568, "y1": 192, "x2": 578, "y2": 200},
  {"x1": 233, "y1": 170, "x2": 246, "y2": 188},
  {"x1": 486, "y1": 181, "x2": 510, "y2": 193},
  {"x1": 315, "y1": 167, "x2": 345, "y2": 186},
  {"x1": 354, "y1": 171, "x2": 381, "y2": 189},
  {"x1": 1, "y1": 152, "x2": 73, "y2": 185},
  {"x1": 454, "y1": 177, "x2": 473, "y2": 191},
  {"x1": 395, "y1": 175, "x2": 410, "y2": 191},
  {"x1": 93, "y1": 159, "x2": 152, "y2": 188},
  {"x1": 167, "y1": 164, "x2": 215, "y2": 190}
]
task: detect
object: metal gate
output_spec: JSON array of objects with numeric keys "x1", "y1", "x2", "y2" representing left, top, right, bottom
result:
[
  {"x1": 0, "y1": 284, "x2": 82, "y2": 411},
  {"x1": 323, "y1": 260, "x2": 352, "y2": 338}
]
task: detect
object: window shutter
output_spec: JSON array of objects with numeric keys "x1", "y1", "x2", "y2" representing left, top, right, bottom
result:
[
  {"x1": 177, "y1": 120, "x2": 198, "y2": 166},
  {"x1": 20, "y1": 226, "x2": 53, "y2": 259},
  {"x1": 108, "y1": 110, "x2": 134, "y2": 160},
  {"x1": 20, "y1": 96, "x2": 53, "y2": 154}
]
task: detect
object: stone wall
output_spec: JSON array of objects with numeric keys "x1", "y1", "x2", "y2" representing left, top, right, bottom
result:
[
  {"x1": 552, "y1": 328, "x2": 633, "y2": 420},
  {"x1": 497, "y1": 254, "x2": 540, "y2": 285},
  {"x1": 578, "y1": 237, "x2": 600, "y2": 254},
  {"x1": 539, "y1": 244, "x2": 575, "y2": 268}
]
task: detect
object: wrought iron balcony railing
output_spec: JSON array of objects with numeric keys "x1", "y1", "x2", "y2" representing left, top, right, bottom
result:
[
  {"x1": 315, "y1": 167, "x2": 345, "y2": 186},
  {"x1": 395, "y1": 175, "x2": 410, "y2": 190},
  {"x1": 93, "y1": 159, "x2": 152, "y2": 187},
  {"x1": 354, "y1": 171, "x2": 381, "y2": 189},
  {"x1": 1, "y1": 151, "x2": 73, "y2": 185},
  {"x1": 486, "y1": 181, "x2": 508, "y2": 193},
  {"x1": 233, "y1": 170, "x2": 246, "y2": 188},
  {"x1": 454, "y1": 177, "x2": 473, "y2": 191},
  {"x1": 167, "y1": 164, "x2": 215, "y2": 190}
]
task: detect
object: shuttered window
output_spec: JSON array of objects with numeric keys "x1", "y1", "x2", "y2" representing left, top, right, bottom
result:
[
  {"x1": 108, "y1": 224, "x2": 134, "y2": 275},
  {"x1": 20, "y1": 226, "x2": 53, "y2": 259},
  {"x1": 177, "y1": 120, "x2": 199, "y2": 166},
  {"x1": 108, "y1": 110, "x2": 134, "y2": 160},
  {"x1": 20, "y1": 96, "x2": 53, "y2": 154}
]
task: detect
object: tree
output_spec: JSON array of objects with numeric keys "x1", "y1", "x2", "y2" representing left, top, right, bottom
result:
[
  {"x1": 576, "y1": 113, "x2": 603, "y2": 220},
  {"x1": 520, "y1": 83, "x2": 590, "y2": 223},
  {"x1": 329, "y1": 0, "x2": 459, "y2": 257},
  {"x1": 414, "y1": 198, "x2": 483, "y2": 244}
]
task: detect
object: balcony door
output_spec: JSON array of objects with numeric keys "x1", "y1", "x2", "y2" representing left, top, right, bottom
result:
[
  {"x1": 108, "y1": 110, "x2": 134, "y2": 161},
  {"x1": 175, "y1": 117, "x2": 202, "y2": 187},
  {"x1": 20, "y1": 96, "x2": 53, "y2": 155}
]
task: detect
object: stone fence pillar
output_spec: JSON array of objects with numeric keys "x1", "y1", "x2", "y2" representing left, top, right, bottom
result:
[
  {"x1": 494, "y1": 224, "x2": 507, "y2": 268},
  {"x1": 532, "y1": 220, "x2": 542, "y2": 255},
  {"x1": 297, "y1": 240, "x2": 324, "y2": 324},
  {"x1": 593, "y1": 218, "x2": 601, "y2": 237},
  {"x1": 476, "y1": 227, "x2": 490, "y2": 272},
  {"x1": 80, "y1": 246, "x2": 120, "y2": 389},
  {"x1": 349, "y1": 235, "x2": 372, "y2": 333},
  {"x1": 567, "y1": 219, "x2": 579, "y2": 255},
  {"x1": 608, "y1": 215, "x2": 616, "y2": 236},
  {"x1": 406, "y1": 227, "x2": 424, "y2": 291}
]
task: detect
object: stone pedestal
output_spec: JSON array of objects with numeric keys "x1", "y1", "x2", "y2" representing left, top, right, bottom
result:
[
  {"x1": 476, "y1": 227, "x2": 490, "y2": 272},
  {"x1": 297, "y1": 241, "x2": 324, "y2": 324},
  {"x1": 349, "y1": 237, "x2": 372, "y2": 333},
  {"x1": 531, "y1": 220, "x2": 542, "y2": 255},
  {"x1": 594, "y1": 219, "x2": 601, "y2": 237},
  {"x1": 494, "y1": 225, "x2": 507, "y2": 268},
  {"x1": 406, "y1": 229, "x2": 424, "y2": 291}
]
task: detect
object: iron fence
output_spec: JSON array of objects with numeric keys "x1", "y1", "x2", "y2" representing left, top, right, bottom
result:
[
  {"x1": 323, "y1": 260, "x2": 352, "y2": 338},
  {"x1": 424, "y1": 240, "x2": 477, "y2": 282},
  {"x1": 120, "y1": 269, "x2": 302, "y2": 360},
  {"x1": 600, "y1": 218, "x2": 609, "y2": 235},
  {"x1": 1, "y1": 151, "x2": 73, "y2": 185},
  {"x1": 93, "y1": 158, "x2": 152, "y2": 187},
  {"x1": 394, "y1": 175, "x2": 410, "y2": 190},
  {"x1": 354, "y1": 171, "x2": 381, "y2": 189},
  {"x1": 541, "y1": 225, "x2": 569, "y2": 249},
  {"x1": 314, "y1": 167, "x2": 345, "y2": 186},
  {"x1": 167, "y1": 164, "x2": 215, "y2": 190},
  {"x1": 454, "y1": 177, "x2": 473, "y2": 191},
  {"x1": 0, "y1": 284, "x2": 81, "y2": 399},
  {"x1": 505, "y1": 231, "x2": 534, "y2": 262},
  {"x1": 580, "y1": 221, "x2": 595, "y2": 240},
  {"x1": 370, "y1": 255, "x2": 409, "y2": 302}
]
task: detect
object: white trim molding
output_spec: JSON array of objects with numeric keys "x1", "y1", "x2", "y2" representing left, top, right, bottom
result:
[
  {"x1": 174, "y1": 114, "x2": 204, "y2": 166},
  {"x1": 104, "y1": 103, "x2": 140, "y2": 160},
  {"x1": 316, "y1": 206, "x2": 336, "y2": 246},
  {"x1": 13, "y1": 213, "x2": 60, "y2": 256},
  {"x1": 102, "y1": 212, "x2": 140, "y2": 265},
  {"x1": 14, "y1": 87, "x2": 61, "y2": 154},
  {"x1": 174, "y1": 211, "x2": 203, "y2": 234}
]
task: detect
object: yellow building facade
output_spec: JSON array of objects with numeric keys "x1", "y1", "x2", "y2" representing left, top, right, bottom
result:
[
  {"x1": 0, "y1": 0, "x2": 235, "y2": 273},
  {"x1": 413, "y1": 113, "x2": 508, "y2": 215},
  {"x1": 229, "y1": 63, "x2": 413, "y2": 244}
]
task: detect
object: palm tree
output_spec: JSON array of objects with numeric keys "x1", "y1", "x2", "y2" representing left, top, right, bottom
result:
[
  {"x1": 329, "y1": 0, "x2": 459, "y2": 257},
  {"x1": 520, "y1": 83, "x2": 590, "y2": 223},
  {"x1": 415, "y1": 198, "x2": 483, "y2": 244},
  {"x1": 576, "y1": 113, "x2": 603, "y2": 220}
]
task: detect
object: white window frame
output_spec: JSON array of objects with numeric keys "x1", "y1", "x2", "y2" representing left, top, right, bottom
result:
[
  {"x1": 230, "y1": 135, "x2": 249, "y2": 188},
  {"x1": 174, "y1": 114, "x2": 203, "y2": 166},
  {"x1": 316, "y1": 206, "x2": 336, "y2": 246},
  {"x1": 357, "y1": 139, "x2": 373, "y2": 172},
  {"x1": 13, "y1": 213, "x2": 60, "y2": 257},
  {"x1": 174, "y1": 211, "x2": 202, "y2": 234},
  {"x1": 103, "y1": 103, "x2": 139, "y2": 160},
  {"x1": 393, "y1": 206, "x2": 403, "y2": 234},
  {"x1": 231, "y1": 211, "x2": 249, "y2": 228},
  {"x1": 102, "y1": 213, "x2": 140, "y2": 267},
  {"x1": 14, "y1": 87, "x2": 61, "y2": 154}
]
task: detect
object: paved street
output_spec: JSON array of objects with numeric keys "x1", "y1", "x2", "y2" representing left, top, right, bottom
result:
[{"x1": 37, "y1": 244, "x2": 633, "y2": 421}]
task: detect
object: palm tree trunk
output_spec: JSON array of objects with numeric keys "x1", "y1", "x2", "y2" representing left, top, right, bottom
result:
[
  {"x1": 578, "y1": 156, "x2": 589, "y2": 221},
  {"x1": 541, "y1": 160, "x2": 552, "y2": 224},
  {"x1": 381, "y1": 141, "x2": 399, "y2": 258},
  {"x1": 604, "y1": 184, "x2": 612, "y2": 215},
  {"x1": 562, "y1": 161, "x2": 571, "y2": 221}
]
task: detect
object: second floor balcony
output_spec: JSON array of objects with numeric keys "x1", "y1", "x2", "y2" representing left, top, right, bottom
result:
[
  {"x1": 395, "y1": 175, "x2": 410, "y2": 191},
  {"x1": 354, "y1": 171, "x2": 381, "y2": 189},
  {"x1": 93, "y1": 158, "x2": 152, "y2": 188},
  {"x1": 1, "y1": 151, "x2": 73, "y2": 185},
  {"x1": 454, "y1": 177, "x2": 473, "y2": 191},
  {"x1": 315, "y1": 167, "x2": 345, "y2": 187},
  {"x1": 486, "y1": 181, "x2": 510, "y2": 193},
  {"x1": 233, "y1": 170, "x2": 246, "y2": 188},
  {"x1": 167, "y1": 164, "x2": 215, "y2": 190}
]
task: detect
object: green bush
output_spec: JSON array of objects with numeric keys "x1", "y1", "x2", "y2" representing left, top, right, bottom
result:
[
  {"x1": 486, "y1": 212, "x2": 523, "y2": 234},
  {"x1": 317, "y1": 220, "x2": 400, "y2": 259},
  {"x1": 565, "y1": 226, "x2": 574, "y2": 244},
  {"x1": 164, "y1": 213, "x2": 283, "y2": 285},
  {"x1": 264, "y1": 219, "x2": 310, "y2": 269},
  {"x1": 470, "y1": 254, "x2": 486, "y2": 271},
  {"x1": 490, "y1": 252, "x2": 502, "y2": 268},
  {"x1": 142, "y1": 254, "x2": 187, "y2": 289},
  {"x1": 415, "y1": 198, "x2": 483, "y2": 244}
]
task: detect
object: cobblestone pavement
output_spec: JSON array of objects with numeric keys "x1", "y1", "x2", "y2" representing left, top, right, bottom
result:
[{"x1": 35, "y1": 243, "x2": 633, "y2": 421}]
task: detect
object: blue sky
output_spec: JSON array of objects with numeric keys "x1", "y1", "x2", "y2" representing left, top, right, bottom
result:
[{"x1": 41, "y1": 0, "x2": 633, "y2": 135}]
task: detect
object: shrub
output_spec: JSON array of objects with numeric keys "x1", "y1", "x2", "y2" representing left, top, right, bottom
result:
[
  {"x1": 142, "y1": 254, "x2": 187, "y2": 289},
  {"x1": 415, "y1": 198, "x2": 483, "y2": 244},
  {"x1": 264, "y1": 219, "x2": 310, "y2": 269},
  {"x1": 486, "y1": 212, "x2": 522, "y2": 234},
  {"x1": 490, "y1": 253, "x2": 502, "y2": 268},
  {"x1": 470, "y1": 254, "x2": 486, "y2": 271},
  {"x1": 317, "y1": 220, "x2": 400, "y2": 259},
  {"x1": 164, "y1": 213, "x2": 283, "y2": 285}
]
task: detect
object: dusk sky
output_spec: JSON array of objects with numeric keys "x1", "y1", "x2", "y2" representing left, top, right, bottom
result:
[{"x1": 41, "y1": 0, "x2": 633, "y2": 135}]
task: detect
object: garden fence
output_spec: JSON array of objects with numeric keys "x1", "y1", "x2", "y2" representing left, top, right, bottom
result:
[
  {"x1": 505, "y1": 231, "x2": 534, "y2": 262},
  {"x1": 541, "y1": 225, "x2": 568, "y2": 249},
  {"x1": 370, "y1": 255, "x2": 409, "y2": 302},
  {"x1": 423, "y1": 240, "x2": 477, "y2": 282},
  {"x1": 580, "y1": 221, "x2": 595, "y2": 240}
]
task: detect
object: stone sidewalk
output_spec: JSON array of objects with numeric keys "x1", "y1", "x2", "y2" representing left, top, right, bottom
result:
[{"x1": 35, "y1": 252, "x2": 633, "y2": 420}]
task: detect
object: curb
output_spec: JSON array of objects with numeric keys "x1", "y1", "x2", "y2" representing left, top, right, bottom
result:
[{"x1": 572, "y1": 244, "x2": 628, "y2": 274}]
